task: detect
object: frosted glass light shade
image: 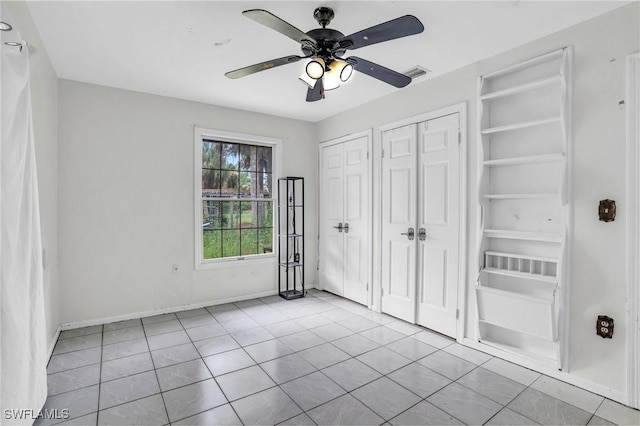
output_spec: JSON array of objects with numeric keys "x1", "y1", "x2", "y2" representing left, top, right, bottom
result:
[
  {"x1": 330, "y1": 60, "x2": 353, "y2": 82},
  {"x1": 323, "y1": 68, "x2": 341, "y2": 91},
  {"x1": 306, "y1": 58, "x2": 325, "y2": 79},
  {"x1": 340, "y1": 63, "x2": 353, "y2": 82}
]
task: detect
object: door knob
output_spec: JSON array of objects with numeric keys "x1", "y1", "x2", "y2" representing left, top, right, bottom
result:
[
  {"x1": 401, "y1": 227, "x2": 415, "y2": 240},
  {"x1": 343, "y1": 223, "x2": 350, "y2": 233},
  {"x1": 333, "y1": 223, "x2": 343, "y2": 232},
  {"x1": 418, "y1": 228, "x2": 426, "y2": 241}
]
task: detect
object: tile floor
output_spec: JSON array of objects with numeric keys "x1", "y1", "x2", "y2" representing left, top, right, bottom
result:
[{"x1": 38, "y1": 289, "x2": 640, "y2": 425}]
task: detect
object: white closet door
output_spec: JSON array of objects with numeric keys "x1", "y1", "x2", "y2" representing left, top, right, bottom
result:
[
  {"x1": 343, "y1": 137, "x2": 369, "y2": 305},
  {"x1": 416, "y1": 114, "x2": 460, "y2": 337},
  {"x1": 319, "y1": 143, "x2": 345, "y2": 296},
  {"x1": 381, "y1": 124, "x2": 418, "y2": 322}
]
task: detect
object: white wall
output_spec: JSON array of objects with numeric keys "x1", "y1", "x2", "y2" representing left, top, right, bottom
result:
[
  {"x1": 316, "y1": 3, "x2": 639, "y2": 400},
  {"x1": 5, "y1": 2, "x2": 61, "y2": 353},
  {"x1": 58, "y1": 81, "x2": 318, "y2": 324}
]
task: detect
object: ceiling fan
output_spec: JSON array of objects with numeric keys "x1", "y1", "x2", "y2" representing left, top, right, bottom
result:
[{"x1": 225, "y1": 7, "x2": 424, "y2": 102}]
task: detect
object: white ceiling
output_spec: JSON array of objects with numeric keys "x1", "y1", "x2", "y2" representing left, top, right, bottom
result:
[{"x1": 26, "y1": 1, "x2": 628, "y2": 122}]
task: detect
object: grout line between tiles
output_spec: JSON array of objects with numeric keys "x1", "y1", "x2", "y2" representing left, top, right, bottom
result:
[
  {"x1": 95, "y1": 325, "x2": 104, "y2": 425},
  {"x1": 141, "y1": 322, "x2": 172, "y2": 425},
  {"x1": 178, "y1": 304, "x2": 245, "y2": 425}
]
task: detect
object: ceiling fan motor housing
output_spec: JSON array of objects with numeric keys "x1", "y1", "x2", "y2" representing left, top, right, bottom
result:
[{"x1": 302, "y1": 28, "x2": 346, "y2": 60}]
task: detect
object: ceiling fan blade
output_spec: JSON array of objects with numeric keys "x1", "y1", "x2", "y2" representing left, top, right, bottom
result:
[
  {"x1": 306, "y1": 78, "x2": 324, "y2": 102},
  {"x1": 243, "y1": 9, "x2": 317, "y2": 46},
  {"x1": 225, "y1": 55, "x2": 302, "y2": 79},
  {"x1": 339, "y1": 15, "x2": 424, "y2": 50},
  {"x1": 346, "y1": 56, "x2": 412, "y2": 88}
]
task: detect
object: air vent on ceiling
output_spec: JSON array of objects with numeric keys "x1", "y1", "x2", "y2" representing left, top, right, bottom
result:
[{"x1": 403, "y1": 65, "x2": 431, "y2": 79}]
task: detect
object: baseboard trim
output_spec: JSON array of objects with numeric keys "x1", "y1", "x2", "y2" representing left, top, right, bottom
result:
[
  {"x1": 47, "y1": 324, "x2": 62, "y2": 359},
  {"x1": 61, "y1": 289, "x2": 279, "y2": 331},
  {"x1": 461, "y1": 338, "x2": 627, "y2": 405}
]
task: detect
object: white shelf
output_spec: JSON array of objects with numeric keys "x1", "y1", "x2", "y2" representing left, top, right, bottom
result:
[
  {"x1": 482, "y1": 267, "x2": 557, "y2": 283},
  {"x1": 477, "y1": 336, "x2": 559, "y2": 369},
  {"x1": 279, "y1": 261, "x2": 303, "y2": 267},
  {"x1": 485, "y1": 251, "x2": 557, "y2": 263},
  {"x1": 482, "y1": 49, "x2": 564, "y2": 80},
  {"x1": 484, "y1": 251, "x2": 558, "y2": 281},
  {"x1": 480, "y1": 76, "x2": 562, "y2": 101},
  {"x1": 482, "y1": 117, "x2": 561, "y2": 135},
  {"x1": 483, "y1": 153, "x2": 564, "y2": 167},
  {"x1": 482, "y1": 193, "x2": 557, "y2": 200},
  {"x1": 484, "y1": 229, "x2": 563, "y2": 243},
  {"x1": 476, "y1": 286, "x2": 556, "y2": 341}
]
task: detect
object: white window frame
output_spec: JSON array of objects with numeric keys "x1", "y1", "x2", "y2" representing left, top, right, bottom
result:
[{"x1": 194, "y1": 127, "x2": 281, "y2": 269}]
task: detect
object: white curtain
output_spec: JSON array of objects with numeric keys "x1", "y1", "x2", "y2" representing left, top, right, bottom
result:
[{"x1": 0, "y1": 8, "x2": 48, "y2": 423}]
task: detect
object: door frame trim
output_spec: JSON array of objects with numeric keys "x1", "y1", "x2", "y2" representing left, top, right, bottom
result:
[
  {"x1": 626, "y1": 51, "x2": 640, "y2": 409},
  {"x1": 375, "y1": 102, "x2": 467, "y2": 339},
  {"x1": 318, "y1": 130, "x2": 373, "y2": 307}
]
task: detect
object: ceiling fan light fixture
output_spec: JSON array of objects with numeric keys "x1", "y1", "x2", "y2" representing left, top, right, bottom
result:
[
  {"x1": 306, "y1": 57, "x2": 325, "y2": 79},
  {"x1": 332, "y1": 60, "x2": 354, "y2": 82},
  {"x1": 323, "y1": 67, "x2": 341, "y2": 91}
]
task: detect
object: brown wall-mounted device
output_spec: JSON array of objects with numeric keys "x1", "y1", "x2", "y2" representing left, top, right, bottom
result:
[
  {"x1": 598, "y1": 199, "x2": 616, "y2": 222},
  {"x1": 597, "y1": 316, "x2": 614, "y2": 338}
]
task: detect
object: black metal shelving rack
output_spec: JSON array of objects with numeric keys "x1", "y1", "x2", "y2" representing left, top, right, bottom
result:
[{"x1": 277, "y1": 177, "x2": 305, "y2": 300}]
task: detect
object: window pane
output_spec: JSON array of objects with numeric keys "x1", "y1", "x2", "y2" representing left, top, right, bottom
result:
[
  {"x1": 258, "y1": 201, "x2": 273, "y2": 228},
  {"x1": 239, "y1": 172, "x2": 257, "y2": 198},
  {"x1": 241, "y1": 201, "x2": 258, "y2": 228},
  {"x1": 240, "y1": 145, "x2": 257, "y2": 171},
  {"x1": 258, "y1": 228, "x2": 273, "y2": 254},
  {"x1": 258, "y1": 172, "x2": 272, "y2": 198},
  {"x1": 221, "y1": 201, "x2": 240, "y2": 229},
  {"x1": 203, "y1": 230, "x2": 222, "y2": 259},
  {"x1": 239, "y1": 202, "x2": 256, "y2": 227},
  {"x1": 241, "y1": 229, "x2": 258, "y2": 255},
  {"x1": 222, "y1": 229, "x2": 240, "y2": 257},
  {"x1": 257, "y1": 146, "x2": 272, "y2": 173},
  {"x1": 203, "y1": 201, "x2": 222, "y2": 229},
  {"x1": 221, "y1": 171, "x2": 239, "y2": 197},
  {"x1": 202, "y1": 170, "x2": 221, "y2": 197},
  {"x1": 221, "y1": 143, "x2": 239, "y2": 171},
  {"x1": 202, "y1": 141, "x2": 221, "y2": 169}
]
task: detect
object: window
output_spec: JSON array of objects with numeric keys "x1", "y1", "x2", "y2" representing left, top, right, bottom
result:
[{"x1": 195, "y1": 128, "x2": 279, "y2": 267}]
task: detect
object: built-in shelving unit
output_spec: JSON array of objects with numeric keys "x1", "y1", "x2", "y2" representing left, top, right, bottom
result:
[
  {"x1": 277, "y1": 177, "x2": 305, "y2": 300},
  {"x1": 476, "y1": 48, "x2": 571, "y2": 369}
]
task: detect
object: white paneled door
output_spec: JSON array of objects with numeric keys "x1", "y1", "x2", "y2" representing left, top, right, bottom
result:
[
  {"x1": 381, "y1": 113, "x2": 461, "y2": 337},
  {"x1": 416, "y1": 114, "x2": 461, "y2": 337},
  {"x1": 381, "y1": 124, "x2": 418, "y2": 322},
  {"x1": 319, "y1": 135, "x2": 370, "y2": 306},
  {"x1": 319, "y1": 143, "x2": 344, "y2": 296}
]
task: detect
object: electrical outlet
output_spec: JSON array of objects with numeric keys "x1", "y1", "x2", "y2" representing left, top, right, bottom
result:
[
  {"x1": 597, "y1": 315, "x2": 614, "y2": 338},
  {"x1": 294, "y1": 253, "x2": 300, "y2": 263},
  {"x1": 172, "y1": 264, "x2": 179, "y2": 275}
]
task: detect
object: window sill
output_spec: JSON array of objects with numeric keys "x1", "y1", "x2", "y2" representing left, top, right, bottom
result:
[{"x1": 195, "y1": 254, "x2": 277, "y2": 271}]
